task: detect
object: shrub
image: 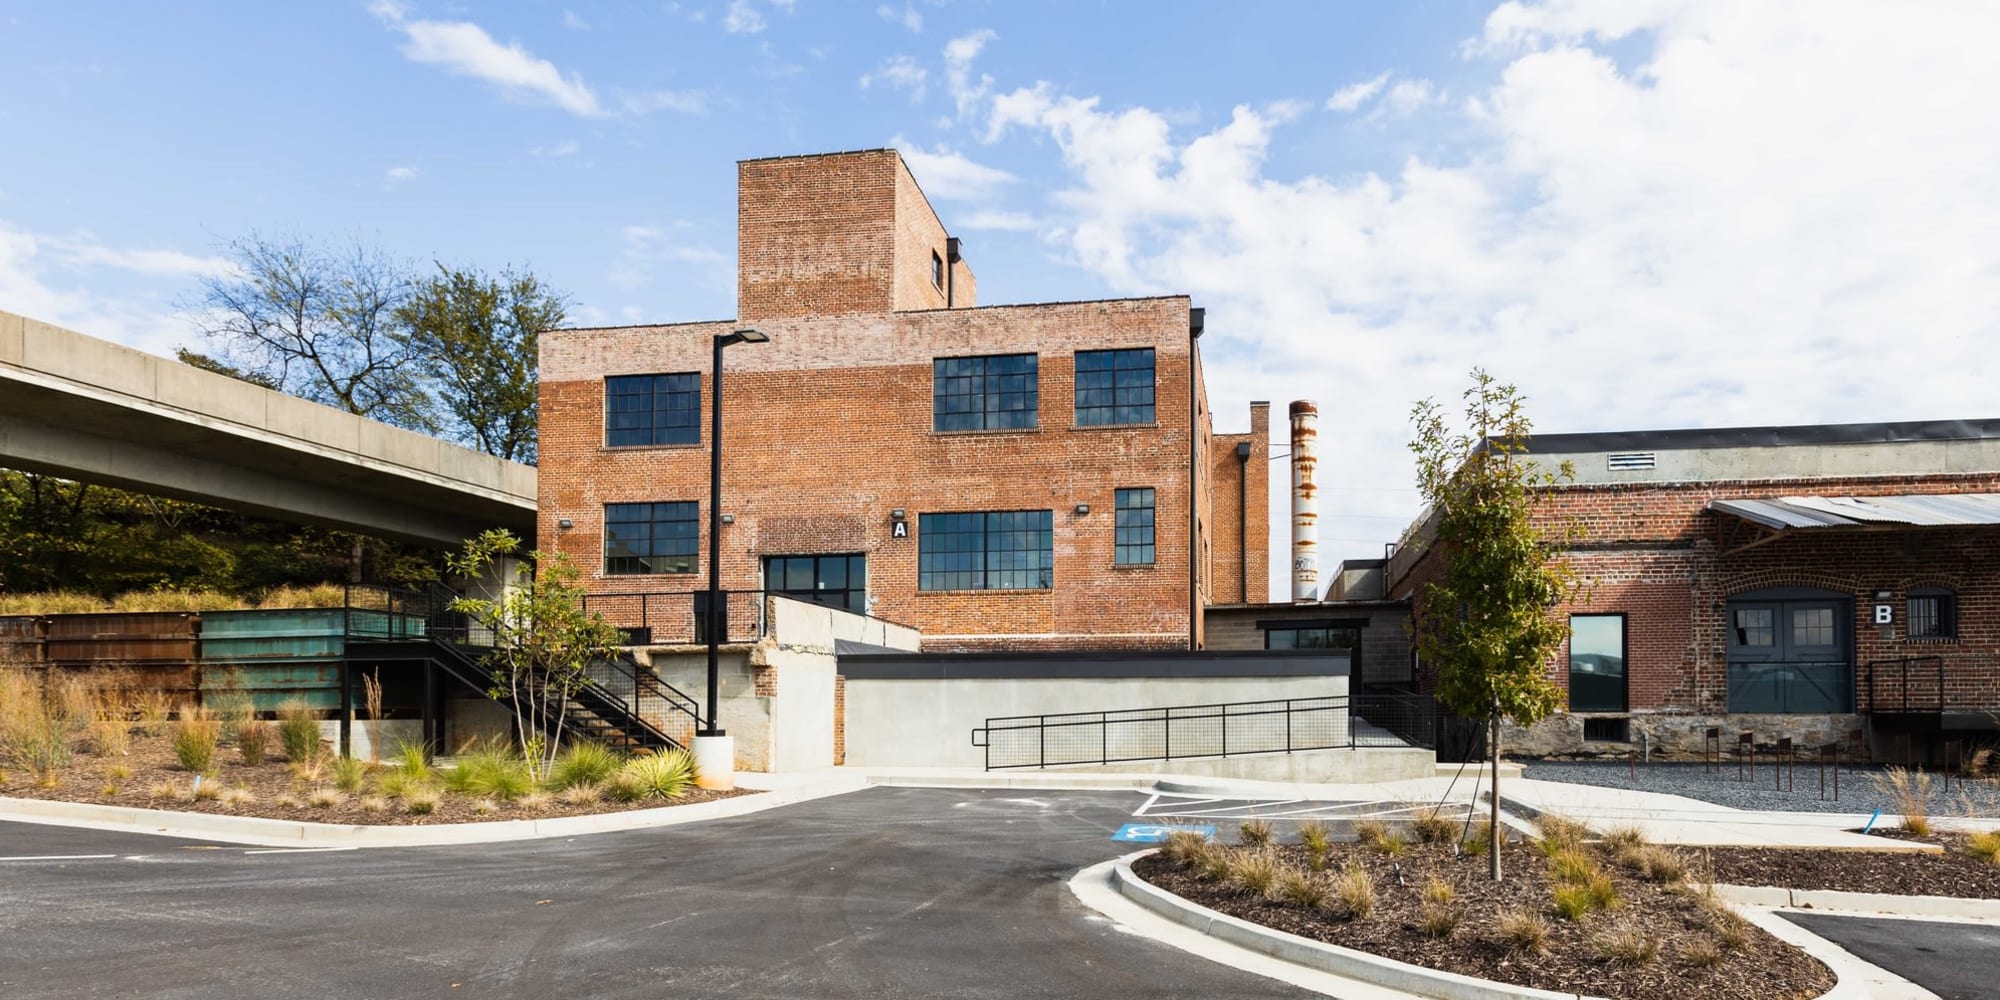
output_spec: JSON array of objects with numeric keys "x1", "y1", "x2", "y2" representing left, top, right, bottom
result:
[
  {"x1": 1238, "y1": 818, "x2": 1274, "y2": 847},
  {"x1": 610, "y1": 749, "x2": 699, "y2": 802},
  {"x1": 1228, "y1": 850, "x2": 1280, "y2": 897},
  {"x1": 171, "y1": 704, "x2": 221, "y2": 774},
  {"x1": 236, "y1": 721, "x2": 272, "y2": 766},
  {"x1": 444, "y1": 742, "x2": 534, "y2": 800},
  {"x1": 1594, "y1": 928, "x2": 1660, "y2": 967},
  {"x1": 404, "y1": 787, "x2": 441, "y2": 815},
  {"x1": 332, "y1": 754, "x2": 369, "y2": 793},
  {"x1": 1965, "y1": 830, "x2": 2000, "y2": 865},
  {"x1": 1494, "y1": 908, "x2": 1550, "y2": 953},
  {"x1": 276, "y1": 700, "x2": 322, "y2": 763},
  {"x1": 1331, "y1": 861, "x2": 1375, "y2": 920},
  {"x1": 1873, "y1": 766, "x2": 1935, "y2": 836},
  {"x1": 1409, "y1": 808, "x2": 1458, "y2": 846},
  {"x1": 1553, "y1": 884, "x2": 1598, "y2": 921},
  {"x1": 548, "y1": 741, "x2": 622, "y2": 791},
  {"x1": 1297, "y1": 819, "x2": 1331, "y2": 857},
  {"x1": 1275, "y1": 870, "x2": 1325, "y2": 909}
]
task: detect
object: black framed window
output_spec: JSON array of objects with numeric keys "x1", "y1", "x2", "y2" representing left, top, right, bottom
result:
[
  {"x1": 1075, "y1": 348, "x2": 1155, "y2": 426},
  {"x1": 1568, "y1": 614, "x2": 1627, "y2": 713},
  {"x1": 1114, "y1": 487, "x2": 1155, "y2": 565},
  {"x1": 1264, "y1": 626, "x2": 1357, "y2": 650},
  {"x1": 933, "y1": 354, "x2": 1039, "y2": 431},
  {"x1": 1908, "y1": 588, "x2": 1957, "y2": 640},
  {"x1": 605, "y1": 373, "x2": 700, "y2": 447},
  {"x1": 764, "y1": 554, "x2": 867, "y2": 615},
  {"x1": 603, "y1": 502, "x2": 698, "y2": 575},
  {"x1": 918, "y1": 510, "x2": 1053, "y2": 590},
  {"x1": 1725, "y1": 591, "x2": 1852, "y2": 713},
  {"x1": 931, "y1": 250, "x2": 944, "y2": 288}
]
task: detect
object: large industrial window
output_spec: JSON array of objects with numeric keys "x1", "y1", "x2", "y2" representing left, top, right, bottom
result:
[
  {"x1": 1263, "y1": 625, "x2": 1359, "y2": 651},
  {"x1": 764, "y1": 554, "x2": 867, "y2": 614},
  {"x1": 918, "y1": 510, "x2": 1054, "y2": 590},
  {"x1": 1726, "y1": 591, "x2": 1852, "y2": 713},
  {"x1": 1114, "y1": 488, "x2": 1156, "y2": 565},
  {"x1": 1568, "y1": 614, "x2": 1627, "y2": 713},
  {"x1": 1908, "y1": 588, "x2": 1957, "y2": 640},
  {"x1": 605, "y1": 373, "x2": 700, "y2": 447},
  {"x1": 1075, "y1": 348, "x2": 1156, "y2": 426},
  {"x1": 603, "y1": 502, "x2": 699, "y2": 575},
  {"x1": 933, "y1": 354, "x2": 1039, "y2": 431}
]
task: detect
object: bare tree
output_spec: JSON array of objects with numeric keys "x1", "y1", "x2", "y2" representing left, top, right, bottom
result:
[{"x1": 192, "y1": 234, "x2": 433, "y2": 431}]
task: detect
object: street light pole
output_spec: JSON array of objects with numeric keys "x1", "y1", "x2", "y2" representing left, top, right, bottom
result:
[{"x1": 696, "y1": 327, "x2": 766, "y2": 789}]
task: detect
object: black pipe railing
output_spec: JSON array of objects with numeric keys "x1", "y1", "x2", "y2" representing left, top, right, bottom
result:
[
  {"x1": 1862, "y1": 656, "x2": 1947, "y2": 714},
  {"x1": 970, "y1": 695, "x2": 1352, "y2": 770},
  {"x1": 1353, "y1": 687, "x2": 1439, "y2": 750}
]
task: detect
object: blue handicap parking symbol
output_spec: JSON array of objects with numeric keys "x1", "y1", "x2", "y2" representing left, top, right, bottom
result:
[{"x1": 1112, "y1": 823, "x2": 1217, "y2": 844}]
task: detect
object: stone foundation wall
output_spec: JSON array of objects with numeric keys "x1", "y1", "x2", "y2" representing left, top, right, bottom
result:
[{"x1": 1503, "y1": 711, "x2": 1867, "y2": 759}]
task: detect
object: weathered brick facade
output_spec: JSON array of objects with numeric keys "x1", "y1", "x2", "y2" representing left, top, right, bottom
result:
[
  {"x1": 538, "y1": 149, "x2": 1267, "y2": 651},
  {"x1": 1391, "y1": 440, "x2": 2000, "y2": 757}
]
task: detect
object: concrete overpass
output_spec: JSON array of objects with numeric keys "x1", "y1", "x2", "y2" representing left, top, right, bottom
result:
[{"x1": 0, "y1": 310, "x2": 535, "y2": 547}]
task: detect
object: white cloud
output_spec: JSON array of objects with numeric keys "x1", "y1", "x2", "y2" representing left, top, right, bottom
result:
[
  {"x1": 944, "y1": 28, "x2": 997, "y2": 121},
  {"x1": 620, "y1": 89, "x2": 708, "y2": 115},
  {"x1": 860, "y1": 55, "x2": 927, "y2": 103},
  {"x1": 1376, "y1": 78, "x2": 1445, "y2": 116},
  {"x1": 385, "y1": 165, "x2": 420, "y2": 183},
  {"x1": 975, "y1": 0, "x2": 2000, "y2": 596},
  {"x1": 610, "y1": 223, "x2": 731, "y2": 291},
  {"x1": 374, "y1": 6, "x2": 605, "y2": 117},
  {"x1": 896, "y1": 141, "x2": 1016, "y2": 200},
  {"x1": 562, "y1": 9, "x2": 589, "y2": 31},
  {"x1": 0, "y1": 224, "x2": 227, "y2": 358},
  {"x1": 723, "y1": 0, "x2": 765, "y2": 34},
  {"x1": 1326, "y1": 72, "x2": 1389, "y2": 112},
  {"x1": 531, "y1": 139, "x2": 582, "y2": 157},
  {"x1": 878, "y1": 3, "x2": 922, "y2": 32},
  {"x1": 958, "y1": 209, "x2": 1037, "y2": 232}
]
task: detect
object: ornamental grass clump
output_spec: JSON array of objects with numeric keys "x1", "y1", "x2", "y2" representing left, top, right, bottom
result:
[
  {"x1": 1535, "y1": 813, "x2": 1591, "y2": 856},
  {"x1": 332, "y1": 754, "x2": 369, "y2": 793},
  {"x1": 404, "y1": 787, "x2": 441, "y2": 815},
  {"x1": 1964, "y1": 830, "x2": 2000, "y2": 865},
  {"x1": 443, "y1": 741, "x2": 534, "y2": 801},
  {"x1": 610, "y1": 749, "x2": 699, "y2": 802},
  {"x1": 1494, "y1": 908, "x2": 1550, "y2": 953},
  {"x1": 1681, "y1": 937, "x2": 1727, "y2": 968},
  {"x1": 557, "y1": 782, "x2": 603, "y2": 806},
  {"x1": 1616, "y1": 844, "x2": 1689, "y2": 884},
  {"x1": 1873, "y1": 766, "x2": 1935, "y2": 836},
  {"x1": 1409, "y1": 807, "x2": 1459, "y2": 847},
  {"x1": 1418, "y1": 876, "x2": 1462, "y2": 939},
  {"x1": 170, "y1": 703, "x2": 221, "y2": 774},
  {"x1": 548, "y1": 740, "x2": 622, "y2": 791},
  {"x1": 1227, "y1": 850, "x2": 1280, "y2": 897},
  {"x1": 236, "y1": 720, "x2": 271, "y2": 766},
  {"x1": 1297, "y1": 819, "x2": 1331, "y2": 857},
  {"x1": 1352, "y1": 818, "x2": 1389, "y2": 848},
  {"x1": 276, "y1": 699, "x2": 322, "y2": 763},
  {"x1": 1161, "y1": 830, "x2": 1210, "y2": 866},
  {"x1": 1237, "y1": 818, "x2": 1274, "y2": 847},
  {"x1": 1594, "y1": 928, "x2": 1661, "y2": 967},
  {"x1": 1330, "y1": 860, "x2": 1375, "y2": 920},
  {"x1": 1552, "y1": 884, "x2": 1597, "y2": 921},
  {"x1": 1275, "y1": 870, "x2": 1326, "y2": 909}
]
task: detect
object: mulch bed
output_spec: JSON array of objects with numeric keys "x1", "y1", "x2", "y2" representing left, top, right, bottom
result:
[
  {"x1": 1703, "y1": 831, "x2": 2000, "y2": 898},
  {"x1": 0, "y1": 731, "x2": 752, "y2": 825},
  {"x1": 1134, "y1": 839, "x2": 1834, "y2": 1000}
]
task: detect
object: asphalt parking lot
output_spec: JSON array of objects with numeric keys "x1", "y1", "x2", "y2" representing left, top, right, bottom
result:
[
  {"x1": 1781, "y1": 912, "x2": 2000, "y2": 1000},
  {"x1": 0, "y1": 787, "x2": 1320, "y2": 1000}
]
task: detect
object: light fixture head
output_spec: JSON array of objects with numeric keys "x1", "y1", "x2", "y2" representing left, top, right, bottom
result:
[
  {"x1": 1875, "y1": 589, "x2": 1893, "y2": 600},
  {"x1": 720, "y1": 513, "x2": 735, "y2": 525},
  {"x1": 557, "y1": 518, "x2": 575, "y2": 530},
  {"x1": 891, "y1": 508, "x2": 907, "y2": 521},
  {"x1": 1075, "y1": 503, "x2": 1090, "y2": 515},
  {"x1": 733, "y1": 326, "x2": 769, "y2": 344}
]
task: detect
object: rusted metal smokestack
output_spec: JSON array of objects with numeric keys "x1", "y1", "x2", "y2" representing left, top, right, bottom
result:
[{"x1": 1290, "y1": 400, "x2": 1318, "y2": 603}]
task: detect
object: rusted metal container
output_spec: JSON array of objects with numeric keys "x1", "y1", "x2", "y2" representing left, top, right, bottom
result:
[
  {"x1": 199, "y1": 609, "x2": 347, "y2": 711},
  {"x1": 42, "y1": 612, "x2": 199, "y2": 664},
  {"x1": 0, "y1": 616, "x2": 46, "y2": 663}
]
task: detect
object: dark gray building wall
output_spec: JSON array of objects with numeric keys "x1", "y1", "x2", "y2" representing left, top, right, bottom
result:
[{"x1": 1203, "y1": 602, "x2": 1413, "y2": 689}]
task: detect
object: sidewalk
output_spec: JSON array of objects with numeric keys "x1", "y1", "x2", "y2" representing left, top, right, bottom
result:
[{"x1": 1497, "y1": 776, "x2": 1953, "y2": 850}]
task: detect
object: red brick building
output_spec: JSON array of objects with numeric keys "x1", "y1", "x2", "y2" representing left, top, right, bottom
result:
[
  {"x1": 1387, "y1": 419, "x2": 2000, "y2": 757},
  {"x1": 538, "y1": 149, "x2": 1269, "y2": 651}
]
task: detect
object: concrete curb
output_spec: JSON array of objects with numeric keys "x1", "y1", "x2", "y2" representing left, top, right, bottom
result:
[
  {"x1": 0, "y1": 777, "x2": 867, "y2": 848},
  {"x1": 1732, "y1": 904, "x2": 1935, "y2": 998},
  {"x1": 1714, "y1": 882, "x2": 2000, "y2": 920},
  {"x1": 1109, "y1": 855, "x2": 1595, "y2": 1000}
]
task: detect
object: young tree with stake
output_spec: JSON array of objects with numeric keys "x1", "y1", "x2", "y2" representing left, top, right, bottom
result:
[{"x1": 1408, "y1": 370, "x2": 1582, "y2": 881}]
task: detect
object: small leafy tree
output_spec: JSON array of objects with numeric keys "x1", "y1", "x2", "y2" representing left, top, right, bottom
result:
[
  {"x1": 397, "y1": 264, "x2": 562, "y2": 465},
  {"x1": 1409, "y1": 370, "x2": 1582, "y2": 880},
  {"x1": 447, "y1": 529, "x2": 625, "y2": 782}
]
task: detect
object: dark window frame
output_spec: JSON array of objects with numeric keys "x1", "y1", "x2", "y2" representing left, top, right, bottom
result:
[
  {"x1": 763, "y1": 554, "x2": 868, "y2": 615},
  {"x1": 932, "y1": 353, "x2": 1040, "y2": 432},
  {"x1": 1074, "y1": 347, "x2": 1157, "y2": 426},
  {"x1": 1568, "y1": 612, "x2": 1628, "y2": 713},
  {"x1": 1262, "y1": 625, "x2": 1359, "y2": 651},
  {"x1": 604, "y1": 373, "x2": 701, "y2": 448},
  {"x1": 917, "y1": 510, "x2": 1054, "y2": 591},
  {"x1": 1908, "y1": 587, "x2": 1958, "y2": 641},
  {"x1": 931, "y1": 250, "x2": 944, "y2": 288},
  {"x1": 1114, "y1": 487, "x2": 1156, "y2": 565},
  {"x1": 603, "y1": 501, "x2": 699, "y2": 576},
  {"x1": 1724, "y1": 588, "x2": 1853, "y2": 713}
]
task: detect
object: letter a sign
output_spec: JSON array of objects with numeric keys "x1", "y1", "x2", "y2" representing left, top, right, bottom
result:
[{"x1": 892, "y1": 521, "x2": 909, "y2": 539}]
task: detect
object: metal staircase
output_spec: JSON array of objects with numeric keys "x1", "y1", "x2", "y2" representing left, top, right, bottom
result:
[{"x1": 343, "y1": 584, "x2": 704, "y2": 754}]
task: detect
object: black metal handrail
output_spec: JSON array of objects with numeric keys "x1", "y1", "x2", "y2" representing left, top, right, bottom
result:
[
  {"x1": 969, "y1": 695, "x2": 1352, "y2": 770},
  {"x1": 580, "y1": 590, "x2": 770, "y2": 645},
  {"x1": 1863, "y1": 656, "x2": 1946, "y2": 714},
  {"x1": 1353, "y1": 687, "x2": 1439, "y2": 750}
]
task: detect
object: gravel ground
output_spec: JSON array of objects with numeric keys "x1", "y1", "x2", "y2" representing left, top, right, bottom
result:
[{"x1": 1521, "y1": 760, "x2": 2000, "y2": 816}]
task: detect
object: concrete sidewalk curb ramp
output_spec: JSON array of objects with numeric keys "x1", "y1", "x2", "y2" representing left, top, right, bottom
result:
[
  {"x1": 1109, "y1": 855, "x2": 1596, "y2": 1000},
  {"x1": 1714, "y1": 883, "x2": 2000, "y2": 920},
  {"x1": 0, "y1": 776, "x2": 868, "y2": 848},
  {"x1": 1731, "y1": 903, "x2": 1936, "y2": 998}
]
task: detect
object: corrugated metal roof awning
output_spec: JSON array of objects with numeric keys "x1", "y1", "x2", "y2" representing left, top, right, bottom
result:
[{"x1": 1708, "y1": 493, "x2": 2000, "y2": 531}]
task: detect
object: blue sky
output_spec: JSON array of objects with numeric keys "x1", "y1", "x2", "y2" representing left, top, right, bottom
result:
[{"x1": 4, "y1": 1, "x2": 1996, "y2": 599}]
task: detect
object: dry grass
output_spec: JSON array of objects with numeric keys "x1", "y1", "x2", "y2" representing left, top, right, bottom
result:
[
  {"x1": 1965, "y1": 830, "x2": 2000, "y2": 865},
  {"x1": 1418, "y1": 876, "x2": 1463, "y2": 938},
  {"x1": 105, "y1": 762, "x2": 131, "y2": 781},
  {"x1": 111, "y1": 589, "x2": 248, "y2": 613},
  {"x1": 1331, "y1": 860, "x2": 1376, "y2": 920},
  {"x1": 217, "y1": 786, "x2": 255, "y2": 808},
  {"x1": 146, "y1": 780, "x2": 177, "y2": 800},
  {"x1": 1352, "y1": 817, "x2": 1389, "y2": 848},
  {"x1": 1594, "y1": 928, "x2": 1661, "y2": 967},
  {"x1": 1535, "y1": 813, "x2": 1591, "y2": 855},
  {"x1": 516, "y1": 791, "x2": 553, "y2": 813},
  {"x1": 169, "y1": 703, "x2": 220, "y2": 774},
  {"x1": 471, "y1": 798, "x2": 499, "y2": 816},
  {"x1": 1409, "y1": 807, "x2": 1459, "y2": 846},
  {"x1": 1297, "y1": 819, "x2": 1331, "y2": 856},
  {"x1": 1162, "y1": 829, "x2": 1210, "y2": 865},
  {"x1": 306, "y1": 787, "x2": 345, "y2": 809},
  {"x1": 1602, "y1": 825, "x2": 1648, "y2": 849},
  {"x1": 358, "y1": 794, "x2": 391, "y2": 814},
  {"x1": 1238, "y1": 817, "x2": 1274, "y2": 846},
  {"x1": 0, "y1": 592, "x2": 109, "y2": 615},
  {"x1": 0, "y1": 668, "x2": 86, "y2": 784},
  {"x1": 1228, "y1": 850, "x2": 1281, "y2": 897},
  {"x1": 132, "y1": 691, "x2": 172, "y2": 736},
  {"x1": 276, "y1": 700, "x2": 322, "y2": 764},
  {"x1": 1872, "y1": 767, "x2": 1936, "y2": 836},
  {"x1": 1616, "y1": 844, "x2": 1689, "y2": 884},
  {"x1": 236, "y1": 720, "x2": 271, "y2": 766},
  {"x1": 257, "y1": 584, "x2": 349, "y2": 610},
  {"x1": 1275, "y1": 869, "x2": 1326, "y2": 908},
  {"x1": 332, "y1": 754, "x2": 369, "y2": 793},
  {"x1": 1493, "y1": 907, "x2": 1550, "y2": 953},
  {"x1": 1681, "y1": 937, "x2": 1727, "y2": 968},
  {"x1": 557, "y1": 782, "x2": 603, "y2": 806},
  {"x1": 404, "y1": 787, "x2": 441, "y2": 814}
]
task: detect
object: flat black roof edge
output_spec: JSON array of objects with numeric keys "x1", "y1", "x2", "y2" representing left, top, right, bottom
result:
[
  {"x1": 840, "y1": 648, "x2": 1350, "y2": 664},
  {"x1": 1521, "y1": 418, "x2": 2000, "y2": 454}
]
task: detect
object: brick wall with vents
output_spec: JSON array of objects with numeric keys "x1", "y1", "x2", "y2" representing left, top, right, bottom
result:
[{"x1": 1392, "y1": 471, "x2": 2000, "y2": 754}]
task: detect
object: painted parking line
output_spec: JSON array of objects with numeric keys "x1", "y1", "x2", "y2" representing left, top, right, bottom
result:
[
  {"x1": 1133, "y1": 793, "x2": 1473, "y2": 823},
  {"x1": 242, "y1": 847, "x2": 358, "y2": 855},
  {"x1": 0, "y1": 854, "x2": 118, "y2": 862}
]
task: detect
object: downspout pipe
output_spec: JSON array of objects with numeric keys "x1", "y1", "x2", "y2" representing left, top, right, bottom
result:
[
  {"x1": 945, "y1": 237, "x2": 960, "y2": 308},
  {"x1": 1188, "y1": 306, "x2": 1205, "y2": 650},
  {"x1": 1235, "y1": 441, "x2": 1251, "y2": 603}
]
